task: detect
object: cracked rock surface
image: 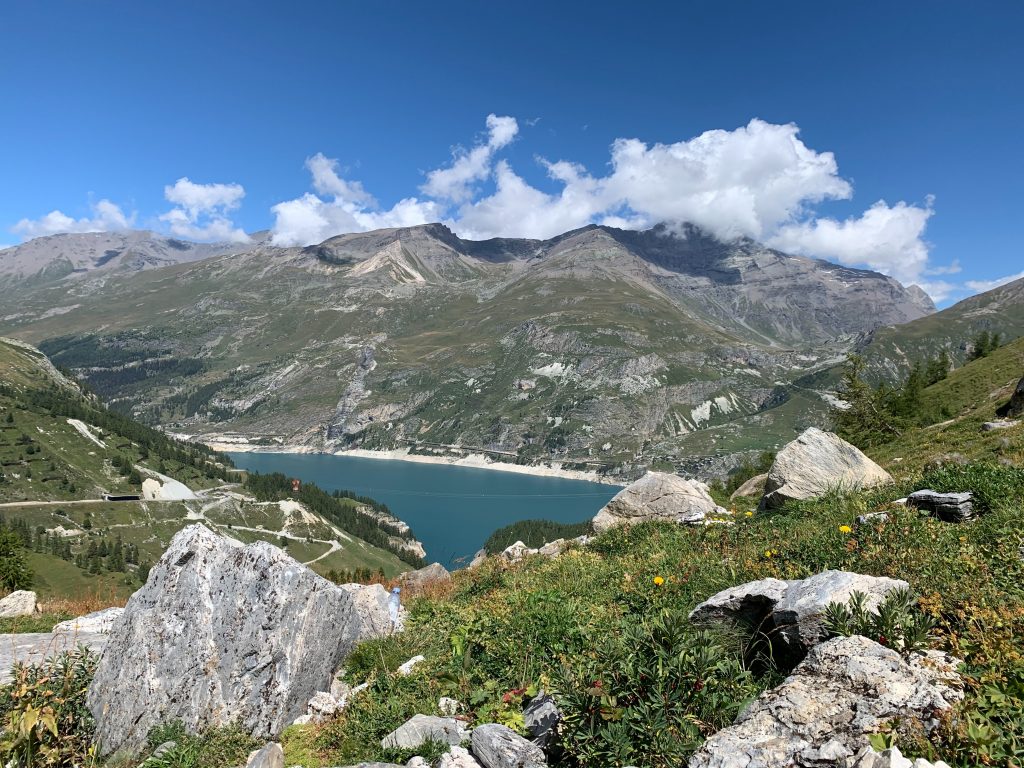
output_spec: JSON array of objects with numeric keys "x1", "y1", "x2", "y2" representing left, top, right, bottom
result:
[
  {"x1": 688, "y1": 635, "x2": 962, "y2": 768},
  {"x1": 87, "y1": 525, "x2": 385, "y2": 756}
]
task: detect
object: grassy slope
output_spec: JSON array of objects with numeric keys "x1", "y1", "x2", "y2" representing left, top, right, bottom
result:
[
  {"x1": 263, "y1": 346, "x2": 1024, "y2": 767},
  {"x1": 0, "y1": 337, "x2": 409, "y2": 600},
  {"x1": 869, "y1": 336, "x2": 1024, "y2": 476}
]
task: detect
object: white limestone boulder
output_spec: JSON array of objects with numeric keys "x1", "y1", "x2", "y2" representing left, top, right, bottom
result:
[{"x1": 592, "y1": 472, "x2": 728, "y2": 532}]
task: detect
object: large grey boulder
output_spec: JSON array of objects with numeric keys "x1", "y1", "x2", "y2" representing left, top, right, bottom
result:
[
  {"x1": 593, "y1": 472, "x2": 728, "y2": 532},
  {"x1": 87, "y1": 524, "x2": 384, "y2": 756},
  {"x1": 760, "y1": 428, "x2": 892, "y2": 510},
  {"x1": 0, "y1": 590, "x2": 37, "y2": 618},
  {"x1": 851, "y1": 746, "x2": 952, "y2": 768},
  {"x1": 688, "y1": 635, "x2": 962, "y2": 768},
  {"x1": 401, "y1": 562, "x2": 451, "y2": 589},
  {"x1": 997, "y1": 376, "x2": 1024, "y2": 418},
  {"x1": 381, "y1": 714, "x2": 469, "y2": 750},
  {"x1": 338, "y1": 582, "x2": 400, "y2": 635},
  {"x1": 0, "y1": 631, "x2": 108, "y2": 684},
  {"x1": 690, "y1": 570, "x2": 909, "y2": 659},
  {"x1": 470, "y1": 724, "x2": 547, "y2": 768}
]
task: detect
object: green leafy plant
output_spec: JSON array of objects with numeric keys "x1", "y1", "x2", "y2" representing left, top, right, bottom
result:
[
  {"x1": 139, "y1": 721, "x2": 259, "y2": 768},
  {"x1": 823, "y1": 588, "x2": 936, "y2": 654},
  {"x1": 553, "y1": 610, "x2": 760, "y2": 768},
  {"x1": 0, "y1": 647, "x2": 98, "y2": 766}
]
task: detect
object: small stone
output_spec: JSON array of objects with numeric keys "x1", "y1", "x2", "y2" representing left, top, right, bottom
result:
[
  {"x1": 406, "y1": 758, "x2": 430, "y2": 768},
  {"x1": 397, "y1": 655, "x2": 426, "y2": 676},
  {"x1": 0, "y1": 590, "x2": 37, "y2": 618},
  {"x1": 857, "y1": 512, "x2": 889, "y2": 525},
  {"x1": 151, "y1": 741, "x2": 177, "y2": 758},
  {"x1": 437, "y1": 746, "x2": 483, "y2": 768},
  {"x1": 439, "y1": 696, "x2": 461, "y2": 716},
  {"x1": 307, "y1": 691, "x2": 338, "y2": 718},
  {"x1": 246, "y1": 742, "x2": 284, "y2": 768}
]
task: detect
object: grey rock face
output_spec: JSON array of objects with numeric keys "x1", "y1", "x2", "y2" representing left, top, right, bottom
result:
[
  {"x1": 997, "y1": 376, "x2": 1024, "y2": 418},
  {"x1": 246, "y1": 742, "x2": 284, "y2": 768},
  {"x1": 761, "y1": 428, "x2": 892, "y2": 510},
  {"x1": 52, "y1": 607, "x2": 124, "y2": 635},
  {"x1": 593, "y1": 472, "x2": 728, "y2": 532},
  {"x1": 688, "y1": 635, "x2": 962, "y2": 768},
  {"x1": 907, "y1": 490, "x2": 975, "y2": 522},
  {"x1": 381, "y1": 714, "x2": 469, "y2": 750},
  {"x1": 470, "y1": 724, "x2": 547, "y2": 768},
  {"x1": 401, "y1": 562, "x2": 451, "y2": 589},
  {"x1": 523, "y1": 692, "x2": 562, "y2": 748},
  {"x1": 690, "y1": 570, "x2": 909, "y2": 658},
  {"x1": 87, "y1": 524, "x2": 376, "y2": 756},
  {"x1": 338, "y1": 582, "x2": 401, "y2": 635},
  {"x1": 0, "y1": 590, "x2": 37, "y2": 618}
]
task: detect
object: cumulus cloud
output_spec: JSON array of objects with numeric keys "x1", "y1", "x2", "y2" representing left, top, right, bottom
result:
[
  {"x1": 270, "y1": 154, "x2": 441, "y2": 246},
  {"x1": 421, "y1": 114, "x2": 519, "y2": 202},
  {"x1": 768, "y1": 199, "x2": 934, "y2": 285},
  {"x1": 269, "y1": 115, "x2": 952, "y2": 296},
  {"x1": 160, "y1": 177, "x2": 249, "y2": 243},
  {"x1": 12, "y1": 199, "x2": 133, "y2": 239},
  {"x1": 965, "y1": 270, "x2": 1024, "y2": 294}
]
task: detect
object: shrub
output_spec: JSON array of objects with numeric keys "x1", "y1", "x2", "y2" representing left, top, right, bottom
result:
[
  {"x1": 0, "y1": 647, "x2": 98, "y2": 766},
  {"x1": 917, "y1": 463, "x2": 1024, "y2": 514},
  {"x1": 823, "y1": 589, "x2": 936, "y2": 654},
  {"x1": 140, "y1": 721, "x2": 259, "y2": 767},
  {"x1": 553, "y1": 610, "x2": 761, "y2": 767}
]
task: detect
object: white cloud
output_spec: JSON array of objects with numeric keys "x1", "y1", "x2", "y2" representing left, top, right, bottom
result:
[
  {"x1": 271, "y1": 115, "x2": 948, "y2": 295},
  {"x1": 160, "y1": 177, "x2": 248, "y2": 243},
  {"x1": 421, "y1": 114, "x2": 519, "y2": 202},
  {"x1": 270, "y1": 152, "x2": 443, "y2": 246},
  {"x1": 768, "y1": 199, "x2": 934, "y2": 285},
  {"x1": 12, "y1": 199, "x2": 133, "y2": 239},
  {"x1": 965, "y1": 270, "x2": 1024, "y2": 294}
]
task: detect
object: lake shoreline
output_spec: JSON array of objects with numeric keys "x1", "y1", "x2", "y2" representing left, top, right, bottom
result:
[{"x1": 204, "y1": 441, "x2": 626, "y2": 486}]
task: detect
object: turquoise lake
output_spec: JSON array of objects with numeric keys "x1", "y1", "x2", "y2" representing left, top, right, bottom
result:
[{"x1": 227, "y1": 452, "x2": 621, "y2": 568}]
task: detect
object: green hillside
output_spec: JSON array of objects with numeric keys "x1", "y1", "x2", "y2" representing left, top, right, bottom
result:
[{"x1": 0, "y1": 337, "x2": 415, "y2": 600}]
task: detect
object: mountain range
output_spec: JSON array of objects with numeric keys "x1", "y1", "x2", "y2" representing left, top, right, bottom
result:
[{"x1": 0, "y1": 223, "x2": 1017, "y2": 477}]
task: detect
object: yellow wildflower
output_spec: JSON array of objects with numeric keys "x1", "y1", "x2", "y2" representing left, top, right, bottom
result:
[
  {"x1": 764, "y1": 550, "x2": 772, "y2": 559},
  {"x1": 745, "y1": 511, "x2": 754, "y2": 517},
  {"x1": 839, "y1": 525, "x2": 853, "y2": 534},
  {"x1": 653, "y1": 576, "x2": 665, "y2": 586}
]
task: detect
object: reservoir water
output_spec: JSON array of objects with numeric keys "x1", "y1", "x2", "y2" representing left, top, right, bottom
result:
[{"x1": 227, "y1": 452, "x2": 621, "y2": 568}]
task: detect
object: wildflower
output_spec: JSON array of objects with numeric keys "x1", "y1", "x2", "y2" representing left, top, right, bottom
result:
[
  {"x1": 653, "y1": 576, "x2": 665, "y2": 586},
  {"x1": 839, "y1": 525, "x2": 853, "y2": 534},
  {"x1": 745, "y1": 511, "x2": 754, "y2": 517},
  {"x1": 764, "y1": 550, "x2": 772, "y2": 559}
]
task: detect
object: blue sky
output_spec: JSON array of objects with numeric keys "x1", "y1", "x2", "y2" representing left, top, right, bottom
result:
[{"x1": 2, "y1": 1, "x2": 1021, "y2": 304}]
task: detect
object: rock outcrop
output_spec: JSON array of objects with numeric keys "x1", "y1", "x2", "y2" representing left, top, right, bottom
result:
[
  {"x1": 0, "y1": 590, "x2": 37, "y2": 618},
  {"x1": 592, "y1": 472, "x2": 728, "y2": 532},
  {"x1": 52, "y1": 607, "x2": 124, "y2": 635},
  {"x1": 524, "y1": 692, "x2": 561, "y2": 748},
  {"x1": 246, "y1": 742, "x2": 284, "y2": 768},
  {"x1": 851, "y1": 746, "x2": 952, "y2": 768},
  {"x1": 906, "y1": 490, "x2": 975, "y2": 522},
  {"x1": 471, "y1": 724, "x2": 547, "y2": 768},
  {"x1": 760, "y1": 428, "x2": 892, "y2": 510},
  {"x1": 87, "y1": 524, "x2": 385, "y2": 756},
  {"x1": 688, "y1": 635, "x2": 962, "y2": 768},
  {"x1": 401, "y1": 562, "x2": 451, "y2": 589},
  {"x1": 690, "y1": 570, "x2": 909, "y2": 659},
  {"x1": 996, "y1": 376, "x2": 1024, "y2": 418},
  {"x1": 381, "y1": 714, "x2": 469, "y2": 750}
]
